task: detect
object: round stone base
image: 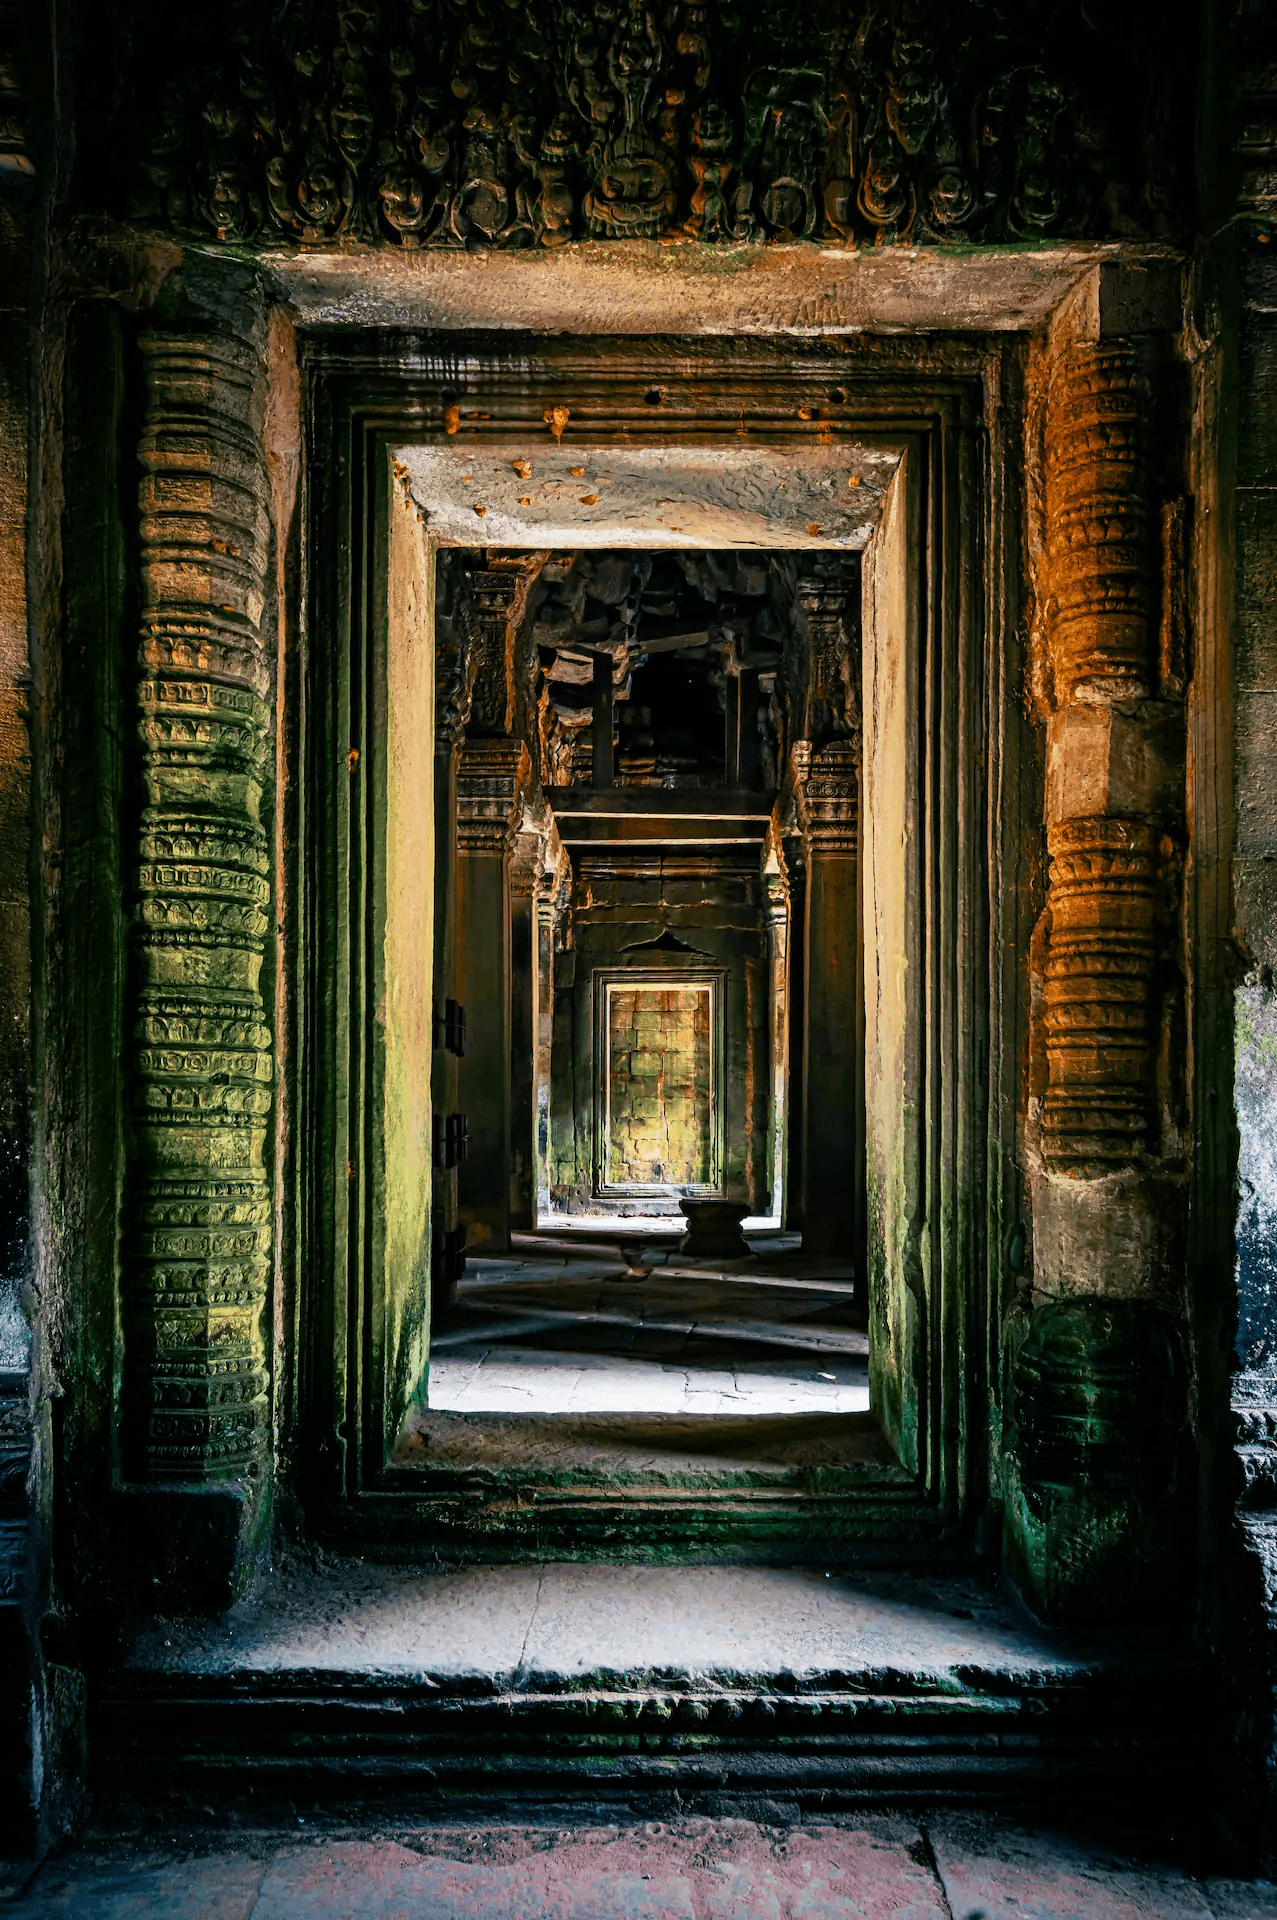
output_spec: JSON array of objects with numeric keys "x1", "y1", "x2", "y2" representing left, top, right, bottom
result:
[{"x1": 677, "y1": 1197, "x2": 752, "y2": 1260}]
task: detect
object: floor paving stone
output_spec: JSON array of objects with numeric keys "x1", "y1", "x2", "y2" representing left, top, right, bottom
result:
[
  {"x1": 10, "y1": 1816, "x2": 1274, "y2": 1919},
  {"x1": 927, "y1": 1813, "x2": 1215, "y2": 1920}
]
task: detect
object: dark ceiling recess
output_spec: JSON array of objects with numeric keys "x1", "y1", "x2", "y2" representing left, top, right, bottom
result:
[{"x1": 528, "y1": 548, "x2": 802, "y2": 793}]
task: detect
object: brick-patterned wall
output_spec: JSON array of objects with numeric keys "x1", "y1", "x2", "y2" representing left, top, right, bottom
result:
[{"x1": 606, "y1": 986, "x2": 712, "y2": 1189}]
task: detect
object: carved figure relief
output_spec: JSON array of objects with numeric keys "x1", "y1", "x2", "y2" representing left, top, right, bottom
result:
[{"x1": 120, "y1": 1, "x2": 1184, "y2": 250}]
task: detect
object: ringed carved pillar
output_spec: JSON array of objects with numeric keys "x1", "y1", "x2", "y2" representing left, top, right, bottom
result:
[
  {"x1": 127, "y1": 333, "x2": 273, "y2": 1483},
  {"x1": 1006, "y1": 334, "x2": 1187, "y2": 1623},
  {"x1": 791, "y1": 738, "x2": 864, "y2": 1264},
  {"x1": 455, "y1": 737, "x2": 530, "y2": 1253}
]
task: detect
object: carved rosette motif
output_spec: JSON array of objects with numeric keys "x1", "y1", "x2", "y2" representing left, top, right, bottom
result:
[
  {"x1": 1040, "y1": 818, "x2": 1159, "y2": 1171},
  {"x1": 1044, "y1": 345, "x2": 1154, "y2": 705},
  {"x1": 791, "y1": 739, "x2": 860, "y2": 856},
  {"x1": 457, "y1": 738, "x2": 531, "y2": 855},
  {"x1": 129, "y1": 333, "x2": 273, "y2": 1480}
]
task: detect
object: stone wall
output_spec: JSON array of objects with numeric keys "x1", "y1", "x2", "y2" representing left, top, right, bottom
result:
[
  {"x1": 605, "y1": 985, "x2": 714, "y2": 1191},
  {"x1": 552, "y1": 853, "x2": 767, "y2": 1216}
]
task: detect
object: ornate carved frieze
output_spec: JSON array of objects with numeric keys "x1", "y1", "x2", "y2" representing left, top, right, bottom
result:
[
  {"x1": 434, "y1": 554, "x2": 477, "y2": 755},
  {"x1": 457, "y1": 737, "x2": 530, "y2": 855},
  {"x1": 1040, "y1": 817, "x2": 1160, "y2": 1173},
  {"x1": 129, "y1": 332, "x2": 273, "y2": 1480},
  {"x1": 119, "y1": 2, "x2": 1184, "y2": 252},
  {"x1": 1044, "y1": 344, "x2": 1155, "y2": 706},
  {"x1": 790, "y1": 738, "x2": 860, "y2": 856},
  {"x1": 795, "y1": 572, "x2": 861, "y2": 746},
  {"x1": 467, "y1": 554, "x2": 547, "y2": 739}
]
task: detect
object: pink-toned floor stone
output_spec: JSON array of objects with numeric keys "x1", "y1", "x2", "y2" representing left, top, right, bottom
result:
[{"x1": 11, "y1": 1816, "x2": 1277, "y2": 1919}]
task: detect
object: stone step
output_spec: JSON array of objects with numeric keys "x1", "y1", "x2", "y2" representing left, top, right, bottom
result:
[{"x1": 93, "y1": 1560, "x2": 1207, "y2": 1818}]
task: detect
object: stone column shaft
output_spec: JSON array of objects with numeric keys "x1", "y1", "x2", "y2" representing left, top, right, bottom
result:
[
  {"x1": 456, "y1": 738, "x2": 528, "y2": 1253},
  {"x1": 763, "y1": 869, "x2": 788, "y2": 1220},
  {"x1": 535, "y1": 877, "x2": 556, "y2": 1215},
  {"x1": 508, "y1": 842, "x2": 540, "y2": 1233},
  {"x1": 127, "y1": 332, "x2": 273, "y2": 1481},
  {"x1": 782, "y1": 839, "x2": 806, "y2": 1234},
  {"x1": 792, "y1": 739, "x2": 863, "y2": 1262}
]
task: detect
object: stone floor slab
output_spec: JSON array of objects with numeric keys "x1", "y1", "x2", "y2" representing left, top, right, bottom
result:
[
  {"x1": 429, "y1": 1345, "x2": 869, "y2": 1418},
  {"x1": 1204, "y1": 1882, "x2": 1277, "y2": 1918},
  {"x1": 514, "y1": 1562, "x2": 1111, "y2": 1688},
  {"x1": 927, "y1": 1815, "x2": 1214, "y2": 1920},
  {"x1": 121, "y1": 1561, "x2": 546, "y2": 1684},
  {"x1": 8, "y1": 1850, "x2": 265, "y2": 1918},
  {"x1": 11, "y1": 1821, "x2": 950, "y2": 1920}
]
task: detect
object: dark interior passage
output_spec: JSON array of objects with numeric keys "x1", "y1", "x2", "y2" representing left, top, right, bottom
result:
[{"x1": 430, "y1": 546, "x2": 868, "y2": 1425}]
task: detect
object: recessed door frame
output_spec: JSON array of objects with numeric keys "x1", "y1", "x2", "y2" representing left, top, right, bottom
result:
[
  {"x1": 297, "y1": 329, "x2": 1026, "y2": 1549},
  {"x1": 593, "y1": 967, "x2": 727, "y2": 1200}
]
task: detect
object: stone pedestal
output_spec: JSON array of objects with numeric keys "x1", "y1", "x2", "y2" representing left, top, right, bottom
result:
[
  {"x1": 455, "y1": 739, "x2": 528, "y2": 1253},
  {"x1": 679, "y1": 1198, "x2": 751, "y2": 1260},
  {"x1": 792, "y1": 740, "x2": 863, "y2": 1263}
]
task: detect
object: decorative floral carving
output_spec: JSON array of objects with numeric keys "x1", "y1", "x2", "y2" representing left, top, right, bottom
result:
[{"x1": 118, "y1": 0, "x2": 1184, "y2": 249}]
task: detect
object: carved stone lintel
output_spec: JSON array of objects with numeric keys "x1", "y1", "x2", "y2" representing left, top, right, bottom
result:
[
  {"x1": 123, "y1": 7, "x2": 1184, "y2": 251},
  {"x1": 1045, "y1": 344, "x2": 1155, "y2": 705},
  {"x1": 791, "y1": 738, "x2": 860, "y2": 855},
  {"x1": 129, "y1": 331, "x2": 273, "y2": 1481},
  {"x1": 457, "y1": 737, "x2": 531, "y2": 855}
]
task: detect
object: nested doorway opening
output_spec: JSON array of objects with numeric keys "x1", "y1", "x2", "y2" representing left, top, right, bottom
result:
[
  {"x1": 422, "y1": 534, "x2": 871, "y2": 1431},
  {"x1": 306, "y1": 335, "x2": 994, "y2": 1555}
]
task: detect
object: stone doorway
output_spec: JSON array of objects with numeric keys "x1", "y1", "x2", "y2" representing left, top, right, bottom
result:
[
  {"x1": 295, "y1": 328, "x2": 989, "y2": 1551},
  {"x1": 601, "y1": 977, "x2": 718, "y2": 1197}
]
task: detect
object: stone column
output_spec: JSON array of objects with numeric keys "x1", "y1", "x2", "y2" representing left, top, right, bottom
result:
[
  {"x1": 535, "y1": 869, "x2": 557, "y2": 1215},
  {"x1": 1005, "y1": 331, "x2": 1187, "y2": 1623},
  {"x1": 508, "y1": 832, "x2": 541, "y2": 1233},
  {"x1": 782, "y1": 835, "x2": 806, "y2": 1234},
  {"x1": 792, "y1": 739, "x2": 863, "y2": 1262},
  {"x1": 456, "y1": 738, "x2": 529, "y2": 1253},
  {"x1": 763, "y1": 865, "x2": 788, "y2": 1221},
  {"x1": 430, "y1": 563, "x2": 473, "y2": 1302},
  {"x1": 127, "y1": 332, "x2": 273, "y2": 1484}
]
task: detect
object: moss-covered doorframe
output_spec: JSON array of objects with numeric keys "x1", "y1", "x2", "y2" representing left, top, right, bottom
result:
[{"x1": 298, "y1": 332, "x2": 1008, "y2": 1547}]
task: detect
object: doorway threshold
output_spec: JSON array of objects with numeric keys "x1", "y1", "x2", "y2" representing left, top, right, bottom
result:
[
  {"x1": 326, "y1": 1408, "x2": 935, "y2": 1565},
  {"x1": 93, "y1": 1558, "x2": 1206, "y2": 1819}
]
